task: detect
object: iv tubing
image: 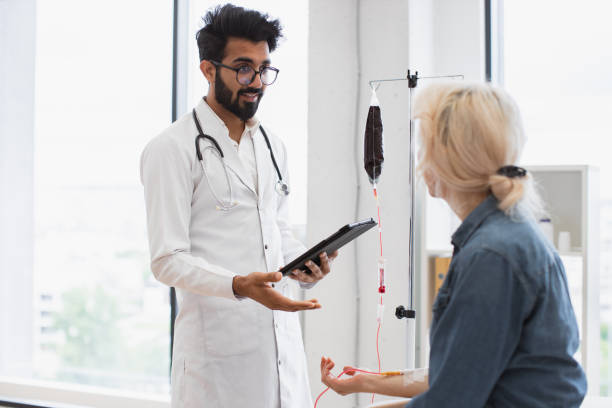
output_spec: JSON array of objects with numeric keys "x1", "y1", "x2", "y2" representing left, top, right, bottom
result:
[
  {"x1": 374, "y1": 187, "x2": 383, "y2": 257},
  {"x1": 373, "y1": 294, "x2": 383, "y2": 404},
  {"x1": 374, "y1": 185, "x2": 385, "y2": 293}
]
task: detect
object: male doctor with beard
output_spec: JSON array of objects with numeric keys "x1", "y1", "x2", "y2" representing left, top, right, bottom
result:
[{"x1": 140, "y1": 4, "x2": 337, "y2": 408}]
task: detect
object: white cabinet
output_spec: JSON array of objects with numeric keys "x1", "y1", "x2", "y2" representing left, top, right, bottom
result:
[
  {"x1": 415, "y1": 165, "x2": 600, "y2": 392},
  {"x1": 528, "y1": 165, "x2": 600, "y2": 393}
]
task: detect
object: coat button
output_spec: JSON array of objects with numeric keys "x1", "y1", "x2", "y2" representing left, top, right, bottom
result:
[{"x1": 264, "y1": 244, "x2": 268, "y2": 250}]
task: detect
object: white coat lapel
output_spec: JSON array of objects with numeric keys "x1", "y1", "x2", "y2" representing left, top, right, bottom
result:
[{"x1": 194, "y1": 100, "x2": 257, "y2": 196}]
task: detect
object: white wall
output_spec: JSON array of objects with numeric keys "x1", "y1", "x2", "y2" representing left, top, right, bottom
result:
[
  {"x1": 305, "y1": 0, "x2": 484, "y2": 406},
  {"x1": 306, "y1": 0, "x2": 420, "y2": 406},
  {"x1": 433, "y1": 0, "x2": 485, "y2": 80},
  {"x1": 0, "y1": 0, "x2": 36, "y2": 378},
  {"x1": 305, "y1": 0, "x2": 361, "y2": 404}
]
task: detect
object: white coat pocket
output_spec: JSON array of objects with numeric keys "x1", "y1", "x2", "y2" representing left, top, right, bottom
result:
[{"x1": 203, "y1": 298, "x2": 261, "y2": 357}]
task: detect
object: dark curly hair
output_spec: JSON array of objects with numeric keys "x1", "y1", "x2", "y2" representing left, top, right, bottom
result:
[{"x1": 196, "y1": 3, "x2": 283, "y2": 62}]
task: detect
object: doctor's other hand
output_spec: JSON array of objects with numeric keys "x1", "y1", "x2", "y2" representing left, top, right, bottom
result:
[
  {"x1": 289, "y1": 250, "x2": 339, "y2": 283},
  {"x1": 232, "y1": 272, "x2": 321, "y2": 312},
  {"x1": 320, "y1": 356, "x2": 371, "y2": 396}
]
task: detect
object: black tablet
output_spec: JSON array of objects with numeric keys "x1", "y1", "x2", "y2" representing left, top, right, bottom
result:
[{"x1": 280, "y1": 218, "x2": 377, "y2": 275}]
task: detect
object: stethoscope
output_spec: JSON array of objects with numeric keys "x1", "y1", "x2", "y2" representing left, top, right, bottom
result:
[{"x1": 193, "y1": 109, "x2": 289, "y2": 211}]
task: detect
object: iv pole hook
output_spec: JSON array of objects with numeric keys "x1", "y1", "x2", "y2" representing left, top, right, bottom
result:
[{"x1": 407, "y1": 70, "x2": 418, "y2": 88}]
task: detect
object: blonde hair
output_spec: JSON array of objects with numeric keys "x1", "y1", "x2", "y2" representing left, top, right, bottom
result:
[{"x1": 415, "y1": 81, "x2": 542, "y2": 218}]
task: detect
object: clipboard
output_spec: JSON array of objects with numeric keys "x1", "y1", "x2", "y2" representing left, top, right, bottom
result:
[{"x1": 280, "y1": 218, "x2": 377, "y2": 275}]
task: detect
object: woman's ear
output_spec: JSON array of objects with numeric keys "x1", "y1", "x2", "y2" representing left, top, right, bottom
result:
[
  {"x1": 424, "y1": 167, "x2": 446, "y2": 199},
  {"x1": 200, "y1": 60, "x2": 215, "y2": 84},
  {"x1": 423, "y1": 167, "x2": 436, "y2": 197},
  {"x1": 434, "y1": 176, "x2": 448, "y2": 199}
]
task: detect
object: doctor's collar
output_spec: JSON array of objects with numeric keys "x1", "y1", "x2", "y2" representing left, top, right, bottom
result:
[{"x1": 202, "y1": 96, "x2": 260, "y2": 133}]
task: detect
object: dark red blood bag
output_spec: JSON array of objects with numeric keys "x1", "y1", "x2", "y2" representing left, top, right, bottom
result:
[{"x1": 364, "y1": 91, "x2": 384, "y2": 184}]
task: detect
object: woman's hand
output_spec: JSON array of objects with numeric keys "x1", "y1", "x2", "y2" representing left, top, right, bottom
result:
[
  {"x1": 320, "y1": 357, "x2": 429, "y2": 399},
  {"x1": 320, "y1": 356, "x2": 373, "y2": 396}
]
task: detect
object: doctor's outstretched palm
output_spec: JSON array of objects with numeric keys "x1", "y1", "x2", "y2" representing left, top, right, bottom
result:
[{"x1": 232, "y1": 272, "x2": 321, "y2": 312}]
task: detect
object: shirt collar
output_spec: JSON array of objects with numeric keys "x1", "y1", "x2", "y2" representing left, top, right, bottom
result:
[
  {"x1": 244, "y1": 117, "x2": 261, "y2": 138},
  {"x1": 200, "y1": 97, "x2": 261, "y2": 138},
  {"x1": 451, "y1": 195, "x2": 500, "y2": 249}
]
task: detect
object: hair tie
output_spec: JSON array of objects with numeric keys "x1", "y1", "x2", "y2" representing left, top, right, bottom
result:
[{"x1": 496, "y1": 165, "x2": 527, "y2": 178}]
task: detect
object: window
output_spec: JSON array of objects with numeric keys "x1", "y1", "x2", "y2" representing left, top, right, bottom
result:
[
  {"x1": 494, "y1": 0, "x2": 612, "y2": 395},
  {"x1": 16, "y1": 0, "x2": 173, "y2": 395}
]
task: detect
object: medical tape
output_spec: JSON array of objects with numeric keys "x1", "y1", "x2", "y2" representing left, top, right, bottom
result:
[{"x1": 401, "y1": 367, "x2": 428, "y2": 386}]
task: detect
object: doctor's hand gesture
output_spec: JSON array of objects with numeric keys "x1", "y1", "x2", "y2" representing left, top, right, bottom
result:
[
  {"x1": 232, "y1": 271, "x2": 321, "y2": 312},
  {"x1": 288, "y1": 250, "x2": 339, "y2": 284}
]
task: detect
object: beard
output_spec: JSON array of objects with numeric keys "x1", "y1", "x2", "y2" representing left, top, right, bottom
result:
[{"x1": 214, "y1": 73, "x2": 263, "y2": 121}]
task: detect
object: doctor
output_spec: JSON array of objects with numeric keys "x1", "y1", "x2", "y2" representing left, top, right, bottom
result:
[{"x1": 140, "y1": 4, "x2": 336, "y2": 408}]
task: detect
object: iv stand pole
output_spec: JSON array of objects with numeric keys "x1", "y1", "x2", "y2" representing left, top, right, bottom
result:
[{"x1": 368, "y1": 71, "x2": 463, "y2": 369}]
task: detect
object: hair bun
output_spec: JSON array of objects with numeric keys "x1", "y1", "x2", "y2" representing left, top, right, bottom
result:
[{"x1": 489, "y1": 174, "x2": 525, "y2": 213}]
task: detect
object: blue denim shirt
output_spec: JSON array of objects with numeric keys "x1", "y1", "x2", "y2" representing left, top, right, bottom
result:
[{"x1": 408, "y1": 195, "x2": 587, "y2": 407}]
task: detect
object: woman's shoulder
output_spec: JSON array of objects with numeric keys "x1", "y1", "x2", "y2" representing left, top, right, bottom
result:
[
  {"x1": 461, "y1": 211, "x2": 560, "y2": 289},
  {"x1": 476, "y1": 211, "x2": 552, "y2": 257}
]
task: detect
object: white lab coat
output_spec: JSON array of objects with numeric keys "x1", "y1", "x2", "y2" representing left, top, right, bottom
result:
[{"x1": 140, "y1": 98, "x2": 313, "y2": 408}]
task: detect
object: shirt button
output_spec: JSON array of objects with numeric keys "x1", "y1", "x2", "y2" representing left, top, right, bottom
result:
[
  {"x1": 278, "y1": 360, "x2": 282, "y2": 365},
  {"x1": 275, "y1": 323, "x2": 279, "y2": 329}
]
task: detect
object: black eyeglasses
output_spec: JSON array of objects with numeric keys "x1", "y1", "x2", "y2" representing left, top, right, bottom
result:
[{"x1": 209, "y1": 60, "x2": 279, "y2": 86}]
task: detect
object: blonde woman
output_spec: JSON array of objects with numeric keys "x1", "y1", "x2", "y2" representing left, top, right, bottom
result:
[{"x1": 320, "y1": 82, "x2": 587, "y2": 407}]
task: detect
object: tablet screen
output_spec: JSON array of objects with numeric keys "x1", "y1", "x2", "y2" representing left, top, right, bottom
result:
[{"x1": 280, "y1": 218, "x2": 377, "y2": 274}]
